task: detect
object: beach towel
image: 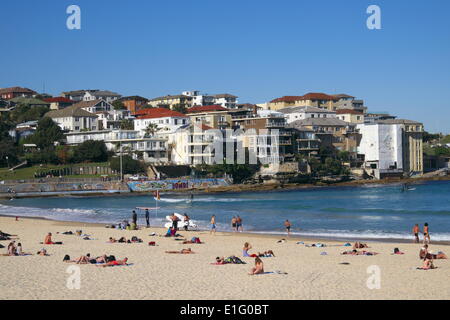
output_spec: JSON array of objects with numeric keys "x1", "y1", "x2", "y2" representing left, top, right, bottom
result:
[
  {"x1": 320, "y1": 252, "x2": 328, "y2": 255},
  {"x1": 255, "y1": 271, "x2": 288, "y2": 275},
  {"x1": 416, "y1": 267, "x2": 437, "y2": 270}
]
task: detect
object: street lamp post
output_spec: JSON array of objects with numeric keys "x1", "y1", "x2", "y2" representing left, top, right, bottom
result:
[{"x1": 119, "y1": 134, "x2": 123, "y2": 182}]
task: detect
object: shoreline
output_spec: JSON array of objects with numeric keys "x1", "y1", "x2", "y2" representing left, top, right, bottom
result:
[
  {"x1": 3, "y1": 214, "x2": 449, "y2": 246},
  {"x1": 1, "y1": 174, "x2": 449, "y2": 199}
]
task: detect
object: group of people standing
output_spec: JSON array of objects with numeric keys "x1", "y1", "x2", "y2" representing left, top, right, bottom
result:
[{"x1": 412, "y1": 223, "x2": 431, "y2": 244}]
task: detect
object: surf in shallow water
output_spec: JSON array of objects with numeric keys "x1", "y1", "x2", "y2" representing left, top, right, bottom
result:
[{"x1": 1, "y1": 180, "x2": 450, "y2": 241}]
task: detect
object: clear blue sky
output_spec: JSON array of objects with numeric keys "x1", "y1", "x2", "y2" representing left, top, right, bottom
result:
[{"x1": 1, "y1": 0, "x2": 449, "y2": 133}]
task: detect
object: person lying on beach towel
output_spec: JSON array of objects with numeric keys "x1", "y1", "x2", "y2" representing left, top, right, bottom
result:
[
  {"x1": 213, "y1": 256, "x2": 246, "y2": 265},
  {"x1": 258, "y1": 250, "x2": 275, "y2": 257},
  {"x1": 36, "y1": 248, "x2": 49, "y2": 256},
  {"x1": 417, "y1": 258, "x2": 436, "y2": 270},
  {"x1": 353, "y1": 242, "x2": 369, "y2": 249},
  {"x1": 165, "y1": 248, "x2": 195, "y2": 254},
  {"x1": 183, "y1": 237, "x2": 203, "y2": 244},
  {"x1": 341, "y1": 249, "x2": 378, "y2": 256},
  {"x1": 98, "y1": 257, "x2": 129, "y2": 267},
  {"x1": 305, "y1": 243, "x2": 326, "y2": 248},
  {"x1": 64, "y1": 254, "x2": 108, "y2": 264},
  {"x1": 419, "y1": 244, "x2": 447, "y2": 260},
  {"x1": 392, "y1": 248, "x2": 404, "y2": 255},
  {"x1": 248, "y1": 257, "x2": 264, "y2": 275},
  {"x1": 0, "y1": 231, "x2": 17, "y2": 241}
]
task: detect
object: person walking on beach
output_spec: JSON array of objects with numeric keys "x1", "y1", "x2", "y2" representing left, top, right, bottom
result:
[
  {"x1": 423, "y1": 223, "x2": 430, "y2": 244},
  {"x1": 145, "y1": 209, "x2": 150, "y2": 228},
  {"x1": 236, "y1": 215, "x2": 243, "y2": 232},
  {"x1": 132, "y1": 210, "x2": 137, "y2": 226},
  {"x1": 183, "y1": 214, "x2": 190, "y2": 231},
  {"x1": 210, "y1": 215, "x2": 216, "y2": 235},
  {"x1": 413, "y1": 224, "x2": 420, "y2": 243},
  {"x1": 284, "y1": 220, "x2": 292, "y2": 236}
]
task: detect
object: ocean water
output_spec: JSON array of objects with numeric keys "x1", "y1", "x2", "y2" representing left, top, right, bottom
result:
[{"x1": 1, "y1": 180, "x2": 450, "y2": 241}]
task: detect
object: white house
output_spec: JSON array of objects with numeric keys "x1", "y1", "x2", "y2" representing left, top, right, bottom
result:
[
  {"x1": 357, "y1": 123, "x2": 404, "y2": 179},
  {"x1": 278, "y1": 106, "x2": 336, "y2": 124},
  {"x1": 83, "y1": 90, "x2": 121, "y2": 103},
  {"x1": 133, "y1": 108, "x2": 189, "y2": 139},
  {"x1": 45, "y1": 105, "x2": 99, "y2": 132},
  {"x1": 65, "y1": 130, "x2": 168, "y2": 163},
  {"x1": 70, "y1": 99, "x2": 130, "y2": 130}
]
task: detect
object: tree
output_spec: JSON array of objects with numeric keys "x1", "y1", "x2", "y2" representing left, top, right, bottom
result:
[
  {"x1": 0, "y1": 138, "x2": 18, "y2": 167},
  {"x1": 172, "y1": 104, "x2": 188, "y2": 114},
  {"x1": 10, "y1": 104, "x2": 49, "y2": 124},
  {"x1": 112, "y1": 100, "x2": 127, "y2": 110},
  {"x1": 145, "y1": 123, "x2": 159, "y2": 137},
  {"x1": 25, "y1": 117, "x2": 64, "y2": 149},
  {"x1": 73, "y1": 140, "x2": 108, "y2": 163},
  {"x1": 120, "y1": 119, "x2": 134, "y2": 130},
  {"x1": 110, "y1": 155, "x2": 144, "y2": 175}
]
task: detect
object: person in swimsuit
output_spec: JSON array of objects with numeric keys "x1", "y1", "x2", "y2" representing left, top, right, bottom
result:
[
  {"x1": 423, "y1": 223, "x2": 430, "y2": 244},
  {"x1": 210, "y1": 215, "x2": 216, "y2": 235},
  {"x1": 284, "y1": 220, "x2": 292, "y2": 236},
  {"x1": 165, "y1": 248, "x2": 195, "y2": 254},
  {"x1": 413, "y1": 224, "x2": 420, "y2": 243},
  {"x1": 7, "y1": 241, "x2": 16, "y2": 256},
  {"x1": 145, "y1": 209, "x2": 150, "y2": 228},
  {"x1": 44, "y1": 233, "x2": 53, "y2": 245},
  {"x1": 236, "y1": 216, "x2": 243, "y2": 232},
  {"x1": 100, "y1": 257, "x2": 128, "y2": 267},
  {"x1": 132, "y1": 210, "x2": 137, "y2": 226},
  {"x1": 249, "y1": 257, "x2": 264, "y2": 275},
  {"x1": 171, "y1": 213, "x2": 180, "y2": 231},
  {"x1": 183, "y1": 214, "x2": 190, "y2": 231},
  {"x1": 243, "y1": 242, "x2": 253, "y2": 257},
  {"x1": 231, "y1": 216, "x2": 237, "y2": 232}
]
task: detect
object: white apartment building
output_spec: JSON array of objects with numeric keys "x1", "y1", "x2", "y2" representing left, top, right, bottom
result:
[
  {"x1": 65, "y1": 130, "x2": 168, "y2": 163},
  {"x1": 71, "y1": 99, "x2": 130, "y2": 130},
  {"x1": 357, "y1": 123, "x2": 404, "y2": 179},
  {"x1": 133, "y1": 108, "x2": 190, "y2": 139},
  {"x1": 182, "y1": 91, "x2": 238, "y2": 108},
  {"x1": 278, "y1": 106, "x2": 336, "y2": 124}
]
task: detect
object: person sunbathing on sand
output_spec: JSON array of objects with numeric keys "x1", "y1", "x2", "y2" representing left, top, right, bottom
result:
[
  {"x1": 420, "y1": 244, "x2": 447, "y2": 260},
  {"x1": 43, "y1": 233, "x2": 62, "y2": 245},
  {"x1": 420, "y1": 258, "x2": 435, "y2": 270},
  {"x1": 248, "y1": 257, "x2": 264, "y2": 275},
  {"x1": 353, "y1": 242, "x2": 369, "y2": 249},
  {"x1": 99, "y1": 257, "x2": 129, "y2": 267},
  {"x1": 36, "y1": 248, "x2": 48, "y2": 256},
  {"x1": 342, "y1": 249, "x2": 378, "y2": 256},
  {"x1": 108, "y1": 237, "x2": 117, "y2": 243},
  {"x1": 243, "y1": 242, "x2": 253, "y2": 257},
  {"x1": 165, "y1": 248, "x2": 195, "y2": 254},
  {"x1": 7, "y1": 241, "x2": 16, "y2": 256},
  {"x1": 258, "y1": 250, "x2": 275, "y2": 257}
]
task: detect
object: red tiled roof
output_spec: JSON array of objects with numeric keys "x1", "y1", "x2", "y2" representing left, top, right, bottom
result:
[
  {"x1": 301, "y1": 93, "x2": 338, "y2": 101},
  {"x1": 336, "y1": 109, "x2": 363, "y2": 115},
  {"x1": 270, "y1": 93, "x2": 339, "y2": 103},
  {"x1": 43, "y1": 97, "x2": 74, "y2": 103},
  {"x1": 194, "y1": 123, "x2": 213, "y2": 130},
  {"x1": 135, "y1": 107, "x2": 187, "y2": 119},
  {"x1": 187, "y1": 105, "x2": 229, "y2": 113},
  {"x1": 270, "y1": 96, "x2": 303, "y2": 103},
  {"x1": 0, "y1": 86, "x2": 36, "y2": 94}
]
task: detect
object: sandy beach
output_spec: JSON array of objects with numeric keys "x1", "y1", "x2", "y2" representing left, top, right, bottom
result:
[{"x1": 0, "y1": 216, "x2": 449, "y2": 300}]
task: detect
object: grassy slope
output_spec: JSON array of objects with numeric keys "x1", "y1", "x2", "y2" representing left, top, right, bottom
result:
[{"x1": 0, "y1": 162, "x2": 111, "y2": 180}]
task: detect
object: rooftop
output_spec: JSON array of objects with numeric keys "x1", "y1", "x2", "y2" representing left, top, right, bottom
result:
[
  {"x1": 336, "y1": 109, "x2": 364, "y2": 115},
  {"x1": 43, "y1": 97, "x2": 75, "y2": 104},
  {"x1": 135, "y1": 107, "x2": 187, "y2": 119},
  {"x1": 187, "y1": 105, "x2": 229, "y2": 114},
  {"x1": 288, "y1": 117, "x2": 352, "y2": 127},
  {"x1": 278, "y1": 106, "x2": 335, "y2": 114},
  {"x1": 0, "y1": 87, "x2": 36, "y2": 95},
  {"x1": 45, "y1": 105, "x2": 98, "y2": 118}
]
